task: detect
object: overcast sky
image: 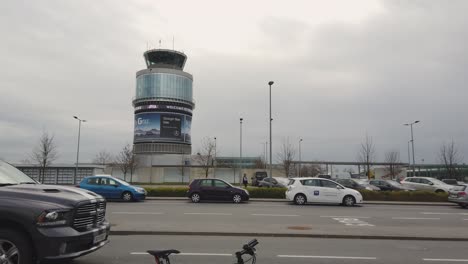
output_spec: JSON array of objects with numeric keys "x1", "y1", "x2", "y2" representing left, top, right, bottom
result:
[{"x1": 1, "y1": 0, "x2": 467, "y2": 165}]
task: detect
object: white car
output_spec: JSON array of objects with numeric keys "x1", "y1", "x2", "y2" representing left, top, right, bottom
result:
[
  {"x1": 400, "y1": 177, "x2": 454, "y2": 193},
  {"x1": 286, "y1": 177, "x2": 363, "y2": 206}
]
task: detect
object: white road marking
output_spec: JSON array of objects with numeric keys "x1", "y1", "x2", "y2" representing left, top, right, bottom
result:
[
  {"x1": 183, "y1": 213, "x2": 233, "y2": 216},
  {"x1": 464, "y1": 219, "x2": 468, "y2": 221},
  {"x1": 320, "y1": 216, "x2": 371, "y2": 219},
  {"x1": 251, "y1": 214, "x2": 299, "y2": 217},
  {"x1": 112, "y1": 212, "x2": 165, "y2": 215},
  {"x1": 423, "y1": 258, "x2": 468, "y2": 262},
  {"x1": 392, "y1": 217, "x2": 440, "y2": 220},
  {"x1": 421, "y1": 212, "x2": 468, "y2": 215},
  {"x1": 332, "y1": 218, "x2": 375, "y2": 227},
  {"x1": 131, "y1": 252, "x2": 232, "y2": 256},
  {"x1": 278, "y1": 255, "x2": 377, "y2": 260}
]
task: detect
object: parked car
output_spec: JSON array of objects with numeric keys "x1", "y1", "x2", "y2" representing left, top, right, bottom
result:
[
  {"x1": 336, "y1": 178, "x2": 380, "y2": 191},
  {"x1": 286, "y1": 177, "x2": 363, "y2": 206},
  {"x1": 401, "y1": 177, "x2": 454, "y2": 193},
  {"x1": 78, "y1": 175, "x2": 147, "y2": 202},
  {"x1": 369, "y1": 179, "x2": 415, "y2": 191},
  {"x1": 0, "y1": 160, "x2": 110, "y2": 264},
  {"x1": 188, "y1": 178, "x2": 249, "y2": 203},
  {"x1": 258, "y1": 177, "x2": 287, "y2": 188},
  {"x1": 442, "y1": 179, "x2": 459, "y2": 185},
  {"x1": 251, "y1": 171, "x2": 268, "y2": 186},
  {"x1": 316, "y1": 174, "x2": 332, "y2": 179},
  {"x1": 448, "y1": 184, "x2": 468, "y2": 208}
]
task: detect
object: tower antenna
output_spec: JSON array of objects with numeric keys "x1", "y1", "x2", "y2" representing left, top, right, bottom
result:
[{"x1": 159, "y1": 39, "x2": 162, "y2": 48}]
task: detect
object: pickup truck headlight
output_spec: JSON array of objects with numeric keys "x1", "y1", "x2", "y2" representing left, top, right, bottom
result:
[{"x1": 37, "y1": 210, "x2": 71, "y2": 227}]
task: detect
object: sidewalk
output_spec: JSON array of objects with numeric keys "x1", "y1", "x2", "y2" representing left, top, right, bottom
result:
[{"x1": 145, "y1": 197, "x2": 453, "y2": 206}]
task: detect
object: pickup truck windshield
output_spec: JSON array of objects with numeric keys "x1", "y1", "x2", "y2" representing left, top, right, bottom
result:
[{"x1": 0, "y1": 161, "x2": 37, "y2": 185}]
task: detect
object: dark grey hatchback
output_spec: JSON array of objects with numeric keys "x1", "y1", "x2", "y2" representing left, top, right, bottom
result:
[{"x1": 187, "y1": 179, "x2": 250, "y2": 203}]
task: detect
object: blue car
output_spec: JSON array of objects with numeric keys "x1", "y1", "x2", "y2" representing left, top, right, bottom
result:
[{"x1": 78, "y1": 175, "x2": 146, "y2": 202}]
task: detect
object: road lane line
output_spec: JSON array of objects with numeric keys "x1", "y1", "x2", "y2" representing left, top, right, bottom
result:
[
  {"x1": 252, "y1": 214, "x2": 299, "y2": 217},
  {"x1": 112, "y1": 212, "x2": 165, "y2": 215},
  {"x1": 392, "y1": 217, "x2": 440, "y2": 220},
  {"x1": 130, "y1": 252, "x2": 232, "y2": 256},
  {"x1": 183, "y1": 213, "x2": 233, "y2": 216},
  {"x1": 423, "y1": 258, "x2": 468, "y2": 262},
  {"x1": 278, "y1": 255, "x2": 376, "y2": 260},
  {"x1": 320, "y1": 216, "x2": 371, "y2": 218},
  {"x1": 421, "y1": 212, "x2": 468, "y2": 215}
]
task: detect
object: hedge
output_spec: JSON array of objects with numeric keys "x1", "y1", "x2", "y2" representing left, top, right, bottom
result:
[{"x1": 144, "y1": 186, "x2": 449, "y2": 202}]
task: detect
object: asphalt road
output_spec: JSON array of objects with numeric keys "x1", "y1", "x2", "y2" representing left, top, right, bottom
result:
[
  {"x1": 75, "y1": 235, "x2": 468, "y2": 264},
  {"x1": 107, "y1": 200, "x2": 468, "y2": 239}
]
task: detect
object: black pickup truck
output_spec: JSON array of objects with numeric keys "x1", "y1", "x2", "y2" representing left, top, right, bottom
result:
[{"x1": 0, "y1": 160, "x2": 110, "y2": 264}]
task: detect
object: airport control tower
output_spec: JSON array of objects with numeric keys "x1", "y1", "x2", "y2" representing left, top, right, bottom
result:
[{"x1": 132, "y1": 49, "x2": 194, "y2": 156}]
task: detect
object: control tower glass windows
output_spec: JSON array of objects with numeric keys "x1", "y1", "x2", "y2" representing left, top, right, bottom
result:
[{"x1": 136, "y1": 73, "x2": 193, "y2": 103}]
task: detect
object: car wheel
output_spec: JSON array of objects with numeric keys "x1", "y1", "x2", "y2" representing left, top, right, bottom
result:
[
  {"x1": 435, "y1": 189, "x2": 445, "y2": 193},
  {"x1": 294, "y1": 194, "x2": 306, "y2": 205},
  {"x1": 232, "y1": 194, "x2": 242, "y2": 204},
  {"x1": 191, "y1": 193, "x2": 201, "y2": 203},
  {"x1": 343, "y1": 195, "x2": 356, "y2": 207},
  {"x1": 122, "y1": 191, "x2": 133, "y2": 202},
  {"x1": 0, "y1": 229, "x2": 33, "y2": 264}
]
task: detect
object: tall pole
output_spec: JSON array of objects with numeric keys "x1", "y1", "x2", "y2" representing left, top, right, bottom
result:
[
  {"x1": 299, "y1": 138, "x2": 303, "y2": 177},
  {"x1": 265, "y1": 142, "x2": 268, "y2": 169},
  {"x1": 404, "y1": 120, "x2": 420, "y2": 177},
  {"x1": 240, "y1": 118, "x2": 243, "y2": 185},
  {"x1": 407, "y1": 140, "x2": 411, "y2": 174},
  {"x1": 268, "y1": 81, "x2": 274, "y2": 178},
  {"x1": 214, "y1": 137, "x2": 217, "y2": 177},
  {"x1": 73, "y1": 116, "x2": 86, "y2": 185}
]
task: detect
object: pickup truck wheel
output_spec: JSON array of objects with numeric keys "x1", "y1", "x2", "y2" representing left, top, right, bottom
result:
[{"x1": 0, "y1": 229, "x2": 33, "y2": 264}]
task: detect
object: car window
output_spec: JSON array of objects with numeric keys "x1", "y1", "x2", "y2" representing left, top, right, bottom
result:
[
  {"x1": 453, "y1": 185, "x2": 467, "y2": 191},
  {"x1": 264, "y1": 178, "x2": 271, "y2": 182},
  {"x1": 200, "y1": 179, "x2": 212, "y2": 187},
  {"x1": 101, "y1": 178, "x2": 118, "y2": 186},
  {"x1": 320, "y1": 180, "x2": 338, "y2": 188},
  {"x1": 419, "y1": 178, "x2": 431, "y2": 184},
  {"x1": 288, "y1": 179, "x2": 295, "y2": 186},
  {"x1": 87, "y1": 178, "x2": 99, "y2": 185},
  {"x1": 213, "y1": 180, "x2": 228, "y2": 188},
  {"x1": 301, "y1": 179, "x2": 320, "y2": 186}
]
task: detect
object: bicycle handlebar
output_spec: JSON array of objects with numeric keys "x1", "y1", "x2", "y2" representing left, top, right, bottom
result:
[{"x1": 235, "y1": 239, "x2": 258, "y2": 264}]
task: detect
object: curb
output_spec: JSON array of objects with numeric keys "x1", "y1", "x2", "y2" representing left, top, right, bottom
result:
[
  {"x1": 109, "y1": 230, "x2": 468, "y2": 242},
  {"x1": 145, "y1": 197, "x2": 453, "y2": 206}
]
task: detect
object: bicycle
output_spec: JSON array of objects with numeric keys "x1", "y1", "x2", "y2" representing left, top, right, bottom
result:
[{"x1": 147, "y1": 239, "x2": 259, "y2": 264}]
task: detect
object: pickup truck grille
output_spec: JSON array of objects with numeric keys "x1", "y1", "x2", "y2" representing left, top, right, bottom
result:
[{"x1": 73, "y1": 201, "x2": 106, "y2": 230}]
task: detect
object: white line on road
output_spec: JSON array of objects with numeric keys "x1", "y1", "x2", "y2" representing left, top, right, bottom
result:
[
  {"x1": 131, "y1": 252, "x2": 232, "y2": 256},
  {"x1": 421, "y1": 212, "x2": 468, "y2": 215},
  {"x1": 251, "y1": 214, "x2": 299, "y2": 217},
  {"x1": 320, "y1": 216, "x2": 371, "y2": 218},
  {"x1": 278, "y1": 255, "x2": 377, "y2": 260},
  {"x1": 423, "y1": 258, "x2": 468, "y2": 262},
  {"x1": 392, "y1": 217, "x2": 440, "y2": 220},
  {"x1": 112, "y1": 212, "x2": 165, "y2": 215},
  {"x1": 183, "y1": 213, "x2": 233, "y2": 216}
]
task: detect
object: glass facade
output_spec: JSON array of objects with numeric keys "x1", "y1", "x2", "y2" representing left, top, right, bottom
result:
[{"x1": 136, "y1": 73, "x2": 192, "y2": 103}]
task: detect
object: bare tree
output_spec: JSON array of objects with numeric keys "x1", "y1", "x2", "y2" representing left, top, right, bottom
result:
[
  {"x1": 115, "y1": 144, "x2": 135, "y2": 182},
  {"x1": 93, "y1": 150, "x2": 113, "y2": 165},
  {"x1": 30, "y1": 132, "x2": 58, "y2": 183},
  {"x1": 384, "y1": 151, "x2": 402, "y2": 180},
  {"x1": 439, "y1": 140, "x2": 462, "y2": 179},
  {"x1": 358, "y1": 134, "x2": 375, "y2": 180},
  {"x1": 277, "y1": 138, "x2": 296, "y2": 177},
  {"x1": 254, "y1": 158, "x2": 266, "y2": 169},
  {"x1": 300, "y1": 164, "x2": 323, "y2": 177},
  {"x1": 194, "y1": 137, "x2": 215, "y2": 178}
]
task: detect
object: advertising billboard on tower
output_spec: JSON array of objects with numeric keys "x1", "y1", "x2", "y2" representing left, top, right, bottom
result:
[{"x1": 134, "y1": 112, "x2": 191, "y2": 144}]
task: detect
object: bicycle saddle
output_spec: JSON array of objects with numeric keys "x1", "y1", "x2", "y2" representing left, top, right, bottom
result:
[{"x1": 147, "y1": 250, "x2": 180, "y2": 258}]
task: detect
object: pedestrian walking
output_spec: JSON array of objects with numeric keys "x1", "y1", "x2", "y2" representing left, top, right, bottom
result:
[{"x1": 242, "y1": 174, "x2": 248, "y2": 188}]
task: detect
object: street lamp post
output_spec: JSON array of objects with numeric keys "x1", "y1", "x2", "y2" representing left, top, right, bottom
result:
[
  {"x1": 73, "y1": 116, "x2": 86, "y2": 185},
  {"x1": 404, "y1": 120, "x2": 420, "y2": 176},
  {"x1": 240, "y1": 118, "x2": 243, "y2": 185},
  {"x1": 214, "y1": 137, "x2": 217, "y2": 177},
  {"x1": 407, "y1": 140, "x2": 412, "y2": 174},
  {"x1": 299, "y1": 138, "x2": 303, "y2": 177},
  {"x1": 268, "y1": 81, "x2": 274, "y2": 178}
]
